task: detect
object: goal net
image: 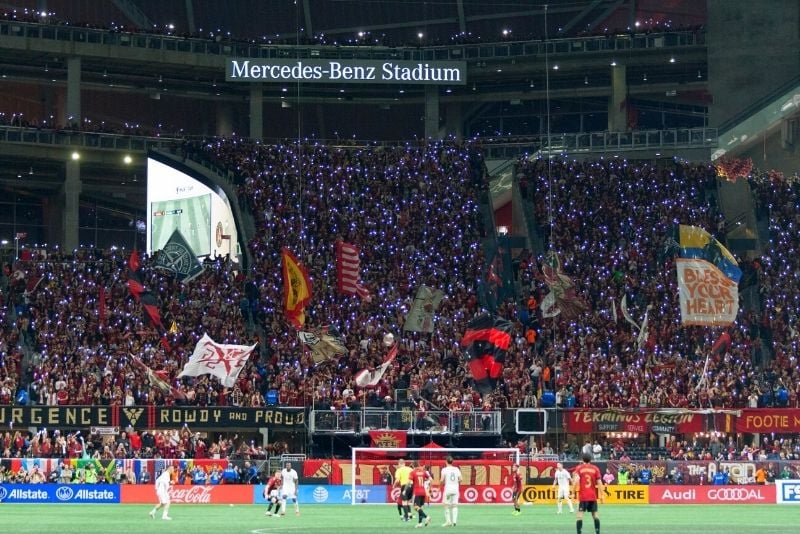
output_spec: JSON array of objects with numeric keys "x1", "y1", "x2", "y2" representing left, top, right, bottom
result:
[{"x1": 350, "y1": 446, "x2": 521, "y2": 505}]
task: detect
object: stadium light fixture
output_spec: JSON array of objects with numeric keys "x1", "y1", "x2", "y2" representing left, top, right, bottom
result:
[
  {"x1": 0, "y1": 240, "x2": 7, "y2": 245},
  {"x1": 669, "y1": 57, "x2": 676, "y2": 63},
  {"x1": 123, "y1": 155, "x2": 132, "y2": 164},
  {"x1": 71, "y1": 151, "x2": 80, "y2": 161},
  {"x1": 553, "y1": 64, "x2": 559, "y2": 70},
  {"x1": 610, "y1": 60, "x2": 617, "y2": 66}
]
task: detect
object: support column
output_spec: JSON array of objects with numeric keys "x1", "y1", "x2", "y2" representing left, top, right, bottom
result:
[
  {"x1": 63, "y1": 159, "x2": 81, "y2": 251},
  {"x1": 444, "y1": 102, "x2": 463, "y2": 140},
  {"x1": 249, "y1": 84, "x2": 263, "y2": 140},
  {"x1": 608, "y1": 64, "x2": 627, "y2": 132},
  {"x1": 424, "y1": 85, "x2": 440, "y2": 139},
  {"x1": 66, "y1": 57, "x2": 81, "y2": 127},
  {"x1": 216, "y1": 102, "x2": 234, "y2": 136}
]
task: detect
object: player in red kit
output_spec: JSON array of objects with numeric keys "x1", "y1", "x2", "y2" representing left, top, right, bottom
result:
[
  {"x1": 572, "y1": 453, "x2": 604, "y2": 534},
  {"x1": 263, "y1": 470, "x2": 282, "y2": 517},
  {"x1": 411, "y1": 463, "x2": 432, "y2": 528},
  {"x1": 511, "y1": 463, "x2": 523, "y2": 516}
]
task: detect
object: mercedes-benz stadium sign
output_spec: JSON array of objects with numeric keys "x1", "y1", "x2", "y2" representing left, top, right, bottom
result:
[{"x1": 226, "y1": 59, "x2": 467, "y2": 85}]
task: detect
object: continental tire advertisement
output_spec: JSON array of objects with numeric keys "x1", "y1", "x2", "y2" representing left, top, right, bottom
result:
[{"x1": 521, "y1": 485, "x2": 649, "y2": 505}]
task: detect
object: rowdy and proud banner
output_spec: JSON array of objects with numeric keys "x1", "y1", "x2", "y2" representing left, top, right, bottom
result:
[{"x1": 676, "y1": 258, "x2": 738, "y2": 326}]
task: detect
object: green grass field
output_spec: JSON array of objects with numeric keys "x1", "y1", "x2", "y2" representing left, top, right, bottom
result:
[{"x1": 1, "y1": 504, "x2": 797, "y2": 533}]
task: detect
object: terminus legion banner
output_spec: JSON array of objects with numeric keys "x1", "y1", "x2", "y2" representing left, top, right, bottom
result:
[
  {"x1": 564, "y1": 409, "x2": 707, "y2": 434},
  {"x1": 226, "y1": 59, "x2": 467, "y2": 85}
]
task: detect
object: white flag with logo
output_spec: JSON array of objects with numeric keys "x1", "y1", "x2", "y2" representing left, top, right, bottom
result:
[
  {"x1": 354, "y1": 344, "x2": 398, "y2": 388},
  {"x1": 178, "y1": 333, "x2": 257, "y2": 387}
]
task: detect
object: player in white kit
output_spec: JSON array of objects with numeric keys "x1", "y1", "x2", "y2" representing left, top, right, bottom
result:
[
  {"x1": 440, "y1": 456, "x2": 462, "y2": 527},
  {"x1": 552, "y1": 462, "x2": 575, "y2": 514},
  {"x1": 280, "y1": 461, "x2": 300, "y2": 516},
  {"x1": 149, "y1": 464, "x2": 175, "y2": 520}
]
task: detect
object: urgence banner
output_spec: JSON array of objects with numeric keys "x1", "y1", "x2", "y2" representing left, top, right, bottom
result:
[{"x1": 520, "y1": 485, "x2": 648, "y2": 505}]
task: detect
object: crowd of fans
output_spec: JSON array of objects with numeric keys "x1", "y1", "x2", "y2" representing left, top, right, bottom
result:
[{"x1": 1, "y1": 137, "x2": 800, "y2": 463}]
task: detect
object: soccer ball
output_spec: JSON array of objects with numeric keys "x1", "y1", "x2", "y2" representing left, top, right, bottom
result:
[{"x1": 383, "y1": 333, "x2": 395, "y2": 346}]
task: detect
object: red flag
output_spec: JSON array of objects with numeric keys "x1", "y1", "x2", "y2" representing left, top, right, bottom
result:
[{"x1": 335, "y1": 240, "x2": 370, "y2": 299}]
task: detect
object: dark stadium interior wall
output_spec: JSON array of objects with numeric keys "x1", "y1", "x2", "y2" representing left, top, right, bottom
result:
[{"x1": 707, "y1": 0, "x2": 800, "y2": 129}]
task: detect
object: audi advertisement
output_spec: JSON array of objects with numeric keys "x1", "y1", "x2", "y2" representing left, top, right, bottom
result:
[{"x1": 650, "y1": 485, "x2": 776, "y2": 505}]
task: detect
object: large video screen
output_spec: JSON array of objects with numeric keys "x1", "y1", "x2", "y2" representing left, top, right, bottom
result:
[
  {"x1": 147, "y1": 158, "x2": 239, "y2": 261},
  {"x1": 150, "y1": 195, "x2": 212, "y2": 257}
]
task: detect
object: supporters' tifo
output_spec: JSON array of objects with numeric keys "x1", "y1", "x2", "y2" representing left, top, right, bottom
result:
[{"x1": 0, "y1": 2, "x2": 798, "y2": 532}]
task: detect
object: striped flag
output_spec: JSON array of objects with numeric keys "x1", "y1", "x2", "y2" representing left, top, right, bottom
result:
[{"x1": 335, "y1": 240, "x2": 370, "y2": 299}]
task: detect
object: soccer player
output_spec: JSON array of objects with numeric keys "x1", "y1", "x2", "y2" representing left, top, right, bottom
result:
[
  {"x1": 264, "y1": 470, "x2": 282, "y2": 516},
  {"x1": 573, "y1": 453, "x2": 604, "y2": 534},
  {"x1": 393, "y1": 458, "x2": 413, "y2": 521},
  {"x1": 411, "y1": 462, "x2": 432, "y2": 528},
  {"x1": 553, "y1": 462, "x2": 575, "y2": 514},
  {"x1": 280, "y1": 461, "x2": 300, "y2": 516},
  {"x1": 149, "y1": 464, "x2": 174, "y2": 521},
  {"x1": 440, "y1": 456, "x2": 462, "y2": 527},
  {"x1": 511, "y1": 463, "x2": 523, "y2": 516}
]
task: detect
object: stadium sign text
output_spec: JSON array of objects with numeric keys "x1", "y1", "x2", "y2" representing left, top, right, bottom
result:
[
  {"x1": 0, "y1": 405, "x2": 305, "y2": 429},
  {"x1": 226, "y1": 59, "x2": 467, "y2": 85}
]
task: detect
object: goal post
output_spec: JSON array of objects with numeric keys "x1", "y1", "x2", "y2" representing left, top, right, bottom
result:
[{"x1": 350, "y1": 447, "x2": 521, "y2": 505}]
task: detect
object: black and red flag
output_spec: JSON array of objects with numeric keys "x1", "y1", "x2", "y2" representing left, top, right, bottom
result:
[
  {"x1": 127, "y1": 251, "x2": 169, "y2": 350},
  {"x1": 461, "y1": 313, "x2": 513, "y2": 395}
]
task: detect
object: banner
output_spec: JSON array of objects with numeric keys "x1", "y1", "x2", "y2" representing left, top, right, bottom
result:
[
  {"x1": 354, "y1": 343, "x2": 398, "y2": 388},
  {"x1": 649, "y1": 485, "x2": 775, "y2": 505},
  {"x1": 282, "y1": 247, "x2": 312, "y2": 328},
  {"x1": 121, "y1": 484, "x2": 252, "y2": 504},
  {"x1": 0, "y1": 405, "x2": 305, "y2": 429},
  {"x1": 0, "y1": 484, "x2": 119, "y2": 504},
  {"x1": 776, "y1": 480, "x2": 800, "y2": 504},
  {"x1": 153, "y1": 229, "x2": 205, "y2": 283},
  {"x1": 403, "y1": 285, "x2": 444, "y2": 333},
  {"x1": 676, "y1": 258, "x2": 739, "y2": 325},
  {"x1": 564, "y1": 409, "x2": 708, "y2": 434},
  {"x1": 735, "y1": 409, "x2": 800, "y2": 433},
  {"x1": 521, "y1": 484, "x2": 648, "y2": 505},
  {"x1": 254, "y1": 484, "x2": 388, "y2": 505},
  {"x1": 368, "y1": 430, "x2": 407, "y2": 448},
  {"x1": 390, "y1": 484, "x2": 514, "y2": 505},
  {"x1": 178, "y1": 333, "x2": 257, "y2": 387},
  {"x1": 330, "y1": 459, "x2": 544, "y2": 486}
]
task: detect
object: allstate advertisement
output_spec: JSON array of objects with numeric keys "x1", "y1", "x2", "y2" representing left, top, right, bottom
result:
[
  {"x1": 0, "y1": 484, "x2": 120, "y2": 504},
  {"x1": 776, "y1": 480, "x2": 800, "y2": 504},
  {"x1": 254, "y1": 484, "x2": 388, "y2": 505}
]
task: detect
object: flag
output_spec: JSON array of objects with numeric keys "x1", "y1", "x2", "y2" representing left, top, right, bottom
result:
[
  {"x1": 403, "y1": 285, "x2": 444, "y2": 333},
  {"x1": 153, "y1": 229, "x2": 205, "y2": 283},
  {"x1": 461, "y1": 313, "x2": 513, "y2": 395},
  {"x1": 24, "y1": 274, "x2": 43, "y2": 296},
  {"x1": 354, "y1": 343, "x2": 398, "y2": 388},
  {"x1": 127, "y1": 250, "x2": 165, "y2": 330},
  {"x1": 677, "y1": 225, "x2": 742, "y2": 283},
  {"x1": 98, "y1": 286, "x2": 107, "y2": 326},
  {"x1": 335, "y1": 240, "x2": 370, "y2": 299},
  {"x1": 178, "y1": 333, "x2": 257, "y2": 387},
  {"x1": 282, "y1": 247, "x2": 313, "y2": 328},
  {"x1": 298, "y1": 327, "x2": 347, "y2": 364},
  {"x1": 130, "y1": 355, "x2": 186, "y2": 401},
  {"x1": 541, "y1": 252, "x2": 588, "y2": 320},
  {"x1": 168, "y1": 320, "x2": 179, "y2": 334}
]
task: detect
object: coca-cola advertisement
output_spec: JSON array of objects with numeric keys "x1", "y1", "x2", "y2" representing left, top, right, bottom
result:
[{"x1": 121, "y1": 484, "x2": 252, "y2": 504}]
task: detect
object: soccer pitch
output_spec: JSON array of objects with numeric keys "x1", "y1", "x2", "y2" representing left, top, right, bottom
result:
[{"x1": 1, "y1": 504, "x2": 797, "y2": 533}]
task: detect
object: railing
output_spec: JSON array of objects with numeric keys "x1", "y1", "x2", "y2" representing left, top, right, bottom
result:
[
  {"x1": 0, "y1": 125, "x2": 181, "y2": 152},
  {"x1": 0, "y1": 20, "x2": 704, "y2": 63},
  {"x1": 484, "y1": 127, "x2": 718, "y2": 159},
  {"x1": 310, "y1": 409, "x2": 502, "y2": 435}
]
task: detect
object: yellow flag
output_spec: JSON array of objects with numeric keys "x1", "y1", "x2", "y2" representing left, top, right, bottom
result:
[
  {"x1": 282, "y1": 247, "x2": 312, "y2": 328},
  {"x1": 168, "y1": 320, "x2": 178, "y2": 334}
]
